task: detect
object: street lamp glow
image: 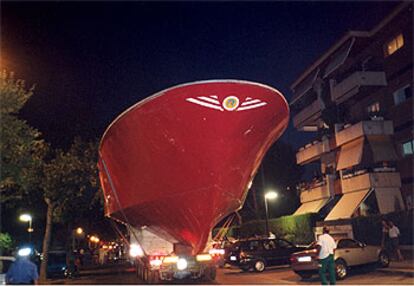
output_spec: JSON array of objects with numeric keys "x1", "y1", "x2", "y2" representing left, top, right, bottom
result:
[
  {"x1": 19, "y1": 214, "x2": 32, "y2": 222},
  {"x1": 265, "y1": 191, "x2": 278, "y2": 200},
  {"x1": 76, "y1": 227, "x2": 84, "y2": 235},
  {"x1": 17, "y1": 247, "x2": 32, "y2": 257},
  {"x1": 264, "y1": 190, "x2": 278, "y2": 236}
]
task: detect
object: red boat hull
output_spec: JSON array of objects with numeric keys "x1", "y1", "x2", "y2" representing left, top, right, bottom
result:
[{"x1": 98, "y1": 80, "x2": 289, "y2": 254}]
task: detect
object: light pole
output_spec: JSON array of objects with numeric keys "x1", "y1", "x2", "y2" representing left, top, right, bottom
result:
[
  {"x1": 19, "y1": 214, "x2": 33, "y2": 243},
  {"x1": 73, "y1": 227, "x2": 84, "y2": 253},
  {"x1": 264, "y1": 191, "x2": 278, "y2": 236}
]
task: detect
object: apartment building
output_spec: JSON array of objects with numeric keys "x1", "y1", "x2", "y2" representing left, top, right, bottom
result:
[{"x1": 290, "y1": 2, "x2": 412, "y2": 230}]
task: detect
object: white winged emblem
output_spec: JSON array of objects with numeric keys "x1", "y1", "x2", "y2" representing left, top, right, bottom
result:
[{"x1": 186, "y1": 95, "x2": 267, "y2": 112}]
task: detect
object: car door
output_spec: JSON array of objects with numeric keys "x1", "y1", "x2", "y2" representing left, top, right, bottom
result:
[
  {"x1": 336, "y1": 239, "x2": 365, "y2": 266},
  {"x1": 247, "y1": 240, "x2": 264, "y2": 261},
  {"x1": 275, "y1": 239, "x2": 295, "y2": 265},
  {"x1": 262, "y1": 239, "x2": 278, "y2": 266}
]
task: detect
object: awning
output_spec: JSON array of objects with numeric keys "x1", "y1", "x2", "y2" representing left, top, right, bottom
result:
[
  {"x1": 323, "y1": 38, "x2": 355, "y2": 78},
  {"x1": 294, "y1": 198, "x2": 330, "y2": 215},
  {"x1": 325, "y1": 189, "x2": 372, "y2": 221},
  {"x1": 367, "y1": 135, "x2": 398, "y2": 162},
  {"x1": 336, "y1": 137, "x2": 365, "y2": 170},
  {"x1": 291, "y1": 68, "x2": 320, "y2": 104},
  {"x1": 375, "y1": 188, "x2": 405, "y2": 214}
]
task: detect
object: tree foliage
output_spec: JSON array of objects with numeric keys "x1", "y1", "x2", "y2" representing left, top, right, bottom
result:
[
  {"x1": 0, "y1": 232, "x2": 13, "y2": 253},
  {"x1": 42, "y1": 138, "x2": 100, "y2": 223},
  {"x1": 0, "y1": 71, "x2": 48, "y2": 203},
  {"x1": 0, "y1": 71, "x2": 102, "y2": 281}
]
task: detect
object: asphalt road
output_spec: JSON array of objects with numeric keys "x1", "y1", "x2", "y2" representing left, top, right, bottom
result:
[{"x1": 51, "y1": 264, "x2": 413, "y2": 285}]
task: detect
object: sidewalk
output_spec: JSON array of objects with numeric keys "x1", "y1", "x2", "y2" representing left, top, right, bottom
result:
[{"x1": 377, "y1": 246, "x2": 414, "y2": 277}]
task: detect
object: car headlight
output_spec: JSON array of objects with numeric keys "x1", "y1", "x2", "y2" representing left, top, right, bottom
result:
[
  {"x1": 18, "y1": 247, "x2": 32, "y2": 257},
  {"x1": 196, "y1": 254, "x2": 212, "y2": 262},
  {"x1": 163, "y1": 256, "x2": 178, "y2": 264},
  {"x1": 176, "y1": 258, "x2": 188, "y2": 270}
]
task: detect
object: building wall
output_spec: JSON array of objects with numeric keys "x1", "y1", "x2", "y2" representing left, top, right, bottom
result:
[{"x1": 291, "y1": 3, "x2": 413, "y2": 215}]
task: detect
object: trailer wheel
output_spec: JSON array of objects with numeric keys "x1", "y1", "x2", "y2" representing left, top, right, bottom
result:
[
  {"x1": 209, "y1": 267, "x2": 217, "y2": 280},
  {"x1": 204, "y1": 266, "x2": 217, "y2": 281},
  {"x1": 148, "y1": 270, "x2": 159, "y2": 284}
]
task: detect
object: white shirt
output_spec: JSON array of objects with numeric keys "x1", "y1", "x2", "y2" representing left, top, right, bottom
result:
[
  {"x1": 317, "y1": 233, "x2": 337, "y2": 259},
  {"x1": 389, "y1": 226, "x2": 400, "y2": 238}
]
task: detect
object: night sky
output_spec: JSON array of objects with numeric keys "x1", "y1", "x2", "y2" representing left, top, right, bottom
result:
[{"x1": 1, "y1": 1, "x2": 400, "y2": 149}]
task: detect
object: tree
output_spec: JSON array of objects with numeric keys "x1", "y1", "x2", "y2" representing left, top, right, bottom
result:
[
  {"x1": 1, "y1": 71, "x2": 101, "y2": 281},
  {"x1": 39, "y1": 138, "x2": 99, "y2": 281},
  {"x1": 0, "y1": 71, "x2": 48, "y2": 203},
  {"x1": 0, "y1": 232, "x2": 13, "y2": 254}
]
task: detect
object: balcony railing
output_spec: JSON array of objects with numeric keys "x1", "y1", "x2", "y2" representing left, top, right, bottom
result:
[
  {"x1": 335, "y1": 120, "x2": 394, "y2": 147},
  {"x1": 341, "y1": 169, "x2": 401, "y2": 194},
  {"x1": 300, "y1": 175, "x2": 335, "y2": 203},
  {"x1": 292, "y1": 100, "x2": 321, "y2": 129},
  {"x1": 296, "y1": 137, "x2": 331, "y2": 165},
  {"x1": 331, "y1": 71, "x2": 387, "y2": 104}
]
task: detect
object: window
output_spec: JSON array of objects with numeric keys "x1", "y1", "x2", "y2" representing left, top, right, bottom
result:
[
  {"x1": 263, "y1": 240, "x2": 276, "y2": 250},
  {"x1": 393, "y1": 85, "x2": 412, "y2": 105},
  {"x1": 337, "y1": 239, "x2": 359, "y2": 249},
  {"x1": 248, "y1": 241, "x2": 261, "y2": 251},
  {"x1": 385, "y1": 33, "x2": 404, "y2": 57},
  {"x1": 402, "y1": 140, "x2": 414, "y2": 156},
  {"x1": 367, "y1": 102, "x2": 380, "y2": 114},
  {"x1": 277, "y1": 239, "x2": 293, "y2": 249}
]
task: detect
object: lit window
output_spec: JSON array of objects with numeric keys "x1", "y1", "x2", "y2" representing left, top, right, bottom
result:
[
  {"x1": 402, "y1": 140, "x2": 414, "y2": 156},
  {"x1": 385, "y1": 33, "x2": 404, "y2": 57},
  {"x1": 367, "y1": 102, "x2": 380, "y2": 114},
  {"x1": 393, "y1": 84, "x2": 412, "y2": 105}
]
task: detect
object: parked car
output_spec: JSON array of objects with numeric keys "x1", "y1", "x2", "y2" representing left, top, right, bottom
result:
[
  {"x1": 47, "y1": 251, "x2": 67, "y2": 278},
  {"x1": 290, "y1": 238, "x2": 390, "y2": 280},
  {"x1": 226, "y1": 237, "x2": 308, "y2": 272},
  {"x1": 0, "y1": 256, "x2": 15, "y2": 285}
]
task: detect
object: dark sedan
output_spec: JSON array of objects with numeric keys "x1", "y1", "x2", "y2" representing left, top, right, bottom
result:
[{"x1": 226, "y1": 237, "x2": 308, "y2": 272}]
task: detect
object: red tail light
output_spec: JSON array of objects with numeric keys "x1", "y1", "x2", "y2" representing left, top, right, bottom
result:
[{"x1": 240, "y1": 251, "x2": 247, "y2": 259}]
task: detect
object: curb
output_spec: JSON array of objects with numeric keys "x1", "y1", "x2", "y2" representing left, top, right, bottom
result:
[{"x1": 376, "y1": 268, "x2": 414, "y2": 277}]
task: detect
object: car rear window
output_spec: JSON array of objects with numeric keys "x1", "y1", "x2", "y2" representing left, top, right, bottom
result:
[{"x1": 0, "y1": 260, "x2": 14, "y2": 274}]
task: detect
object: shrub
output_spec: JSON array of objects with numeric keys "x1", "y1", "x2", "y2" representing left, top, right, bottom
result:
[
  {"x1": 213, "y1": 213, "x2": 317, "y2": 244},
  {"x1": 352, "y1": 209, "x2": 413, "y2": 245}
]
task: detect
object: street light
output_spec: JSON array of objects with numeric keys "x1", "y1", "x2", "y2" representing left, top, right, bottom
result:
[
  {"x1": 19, "y1": 214, "x2": 33, "y2": 242},
  {"x1": 72, "y1": 227, "x2": 86, "y2": 253},
  {"x1": 264, "y1": 191, "x2": 278, "y2": 236}
]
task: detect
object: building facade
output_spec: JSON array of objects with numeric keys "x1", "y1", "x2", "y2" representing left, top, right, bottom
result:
[{"x1": 290, "y1": 3, "x2": 412, "y2": 231}]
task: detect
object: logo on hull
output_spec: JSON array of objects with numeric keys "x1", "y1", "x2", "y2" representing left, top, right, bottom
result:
[{"x1": 186, "y1": 95, "x2": 267, "y2": 112}]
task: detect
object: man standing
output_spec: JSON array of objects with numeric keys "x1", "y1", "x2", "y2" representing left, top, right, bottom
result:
[
  {"x1": 388, "y1": 220, "x2": 404, "y2": 261},
  {"x1": 317, "y1": 227, "x2": 337, "y2": 285},
  {"x1": 6, "y1": 248, "x2": 39, "y2": 285}
]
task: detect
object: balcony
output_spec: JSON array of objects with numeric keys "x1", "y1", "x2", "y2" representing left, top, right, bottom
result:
[
  {"x1": 335, "y1": 120, "x2": 394, "y2": 147},
  {"x1": 300, "y1": 175, "x2": 335, "y2": 203},
  {"x1": 341, "y1": 170, "x2": 401, "y2": 194},
  {"x1": 331, "y1": 71, "x2": 387, "y2": 104},
  {"x1": 296, "y1": 138, "x2": 331, "y2": 165},
  {"x1": 292, "y1": 100, "x2": 322, "y2": 129}
]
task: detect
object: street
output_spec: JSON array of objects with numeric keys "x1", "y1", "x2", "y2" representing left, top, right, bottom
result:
[{"x1": 50, "y1": 264, "x2": 413, "y2": 285}]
